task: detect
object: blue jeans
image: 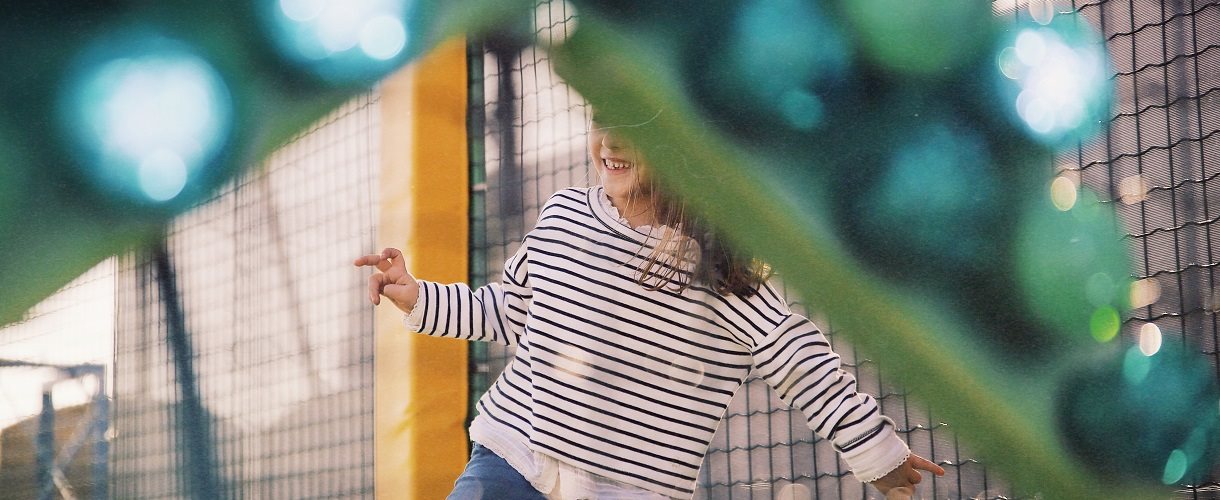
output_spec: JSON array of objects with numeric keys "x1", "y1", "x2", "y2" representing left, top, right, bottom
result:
[{"x1": 447, "y1": 443, "x2": 546, "y2": 499}]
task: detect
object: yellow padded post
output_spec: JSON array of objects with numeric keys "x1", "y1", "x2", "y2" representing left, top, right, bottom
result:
[{"x1": 376, "y1": 38, "x2": 469, "y2": 500}]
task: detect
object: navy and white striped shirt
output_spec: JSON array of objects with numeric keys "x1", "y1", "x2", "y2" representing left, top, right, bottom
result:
[{"x1": 408, "y1": 187, "x2": 908, "y2": 498}]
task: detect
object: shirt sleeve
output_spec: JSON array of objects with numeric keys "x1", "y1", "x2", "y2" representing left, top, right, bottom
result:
[
  {"x1": 403, "y1": 242, "x2": 532, "y2": 347},
  {"x1": 741, "y1": 286, "x2": 910, "y2": 483}
]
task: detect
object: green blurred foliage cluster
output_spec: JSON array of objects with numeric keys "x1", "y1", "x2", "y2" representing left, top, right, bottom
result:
[{"x1": 550, "y1": 0, "x2": 1218, "y2": 496}]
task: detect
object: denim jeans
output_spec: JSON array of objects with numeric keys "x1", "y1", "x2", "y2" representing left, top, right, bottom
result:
[{"x1": 447, "y1": 443, "x2": 547, "y2": 500}]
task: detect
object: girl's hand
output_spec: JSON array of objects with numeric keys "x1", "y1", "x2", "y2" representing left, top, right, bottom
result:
[
  {"x1": 354, "y1": 247, "x2": 420, "y2": 313},
  {"x1": 870, "y1": 454, "x2": 945, "y2": 499}
]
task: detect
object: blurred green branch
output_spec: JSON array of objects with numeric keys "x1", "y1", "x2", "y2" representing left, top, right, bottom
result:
[
  {"x1": 552, "y1": 16, "x2": 1164, "y2": 500},
  {"x1": 0, "y1": 0, "x2": 533, "y2": 327}
]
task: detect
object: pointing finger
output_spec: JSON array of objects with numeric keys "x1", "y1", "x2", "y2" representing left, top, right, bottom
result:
[
  {"x1": 911, "y1": 455, "x2": 946, "y2": 476},
  {"x1": 354, "y1": 254, "x2": 384, "y2": 268}
]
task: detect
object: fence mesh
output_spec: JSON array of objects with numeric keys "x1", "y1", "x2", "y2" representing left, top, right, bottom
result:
[
  {"x1": 1057, "y1": 0, "x2": 1220, "y2": 494},
  {"x1": 108, "y1": 93, "x2": 379, "y2": 499},
  {"x1": 468, "y1": 1, "x2": 1220, "y2": 498}
]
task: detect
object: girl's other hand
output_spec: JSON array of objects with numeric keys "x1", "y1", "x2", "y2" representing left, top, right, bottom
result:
[
  {"x1": 354, "y1": 247, "x2": 420, "y2": 313},
  {"x1": 870, "y1": 454, "x2": 944, "y2": 498}
]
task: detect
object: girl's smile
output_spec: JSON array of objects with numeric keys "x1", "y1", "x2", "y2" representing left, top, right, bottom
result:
[
  {"x1": 589, "y1": 115, "x2": 655, "y2": 217},
  {"x1": 600, "y1": 156, "x2": 635, "y2": 174}
]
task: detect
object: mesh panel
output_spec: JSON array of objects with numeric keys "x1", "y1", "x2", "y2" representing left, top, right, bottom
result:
[
  {"x1": 467, "y1": 1, "x2": 593, "y2": 417},
  {"x1": 1056, "y1": 0, "x2": 1220, "y2": 494},
  {"x1": 110, "y1": 93, "x2": 378, "y2": 498}
]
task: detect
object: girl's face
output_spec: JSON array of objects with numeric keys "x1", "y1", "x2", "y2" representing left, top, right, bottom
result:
[{"x1": 589, "y1": 117, "x2": 653, "y2": 201}]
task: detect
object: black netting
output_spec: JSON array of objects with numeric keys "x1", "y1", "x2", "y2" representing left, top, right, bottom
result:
[
  {"x1": 1060, "y1": 0, "x2": 1220, "y2": 495},
  {"x1": 109, "y1": 94, "x2": 378, "y2": 499}
]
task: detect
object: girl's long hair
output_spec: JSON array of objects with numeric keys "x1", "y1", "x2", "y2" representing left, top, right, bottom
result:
[{"x1": 617, "y1": 172, "x2": 772, "y2": 297}]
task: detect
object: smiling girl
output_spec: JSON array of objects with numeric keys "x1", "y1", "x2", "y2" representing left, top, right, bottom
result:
[{"x1": 356, "y1": 113, "x2": 942, "y2": 499}]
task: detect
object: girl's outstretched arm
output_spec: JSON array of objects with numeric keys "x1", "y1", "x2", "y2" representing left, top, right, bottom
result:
[
  {"x1": 724, "y1": 284, "x2": 943, "y2": 492},
  {"x1": 870, "y1": 454, "x2": 945, "y2": 498},
  {"x1": 357, "y1": 245, "x2": 532, "y2": 347}
]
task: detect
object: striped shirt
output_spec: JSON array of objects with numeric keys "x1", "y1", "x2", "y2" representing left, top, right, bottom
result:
[{"x1": 407, "y1": 186, "x2": 909, "y2": 498}]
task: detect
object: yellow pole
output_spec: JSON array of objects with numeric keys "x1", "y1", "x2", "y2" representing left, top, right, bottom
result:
[{"x1": 376, "y1": 38, "x2": 470, "y2": 499}]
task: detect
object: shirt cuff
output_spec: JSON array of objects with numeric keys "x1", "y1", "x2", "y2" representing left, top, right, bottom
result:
[
  {"x1": 838, "y1": 418, "x2": 911, "y2": 483},
  {"x1": 401, "y1": 280, "x2": 427, "y2": 331}
]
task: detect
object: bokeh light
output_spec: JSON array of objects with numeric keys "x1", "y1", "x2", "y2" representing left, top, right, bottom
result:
[
  {"x1": 1015, "y1": 188, "x2": 1130, "y2": 339},
  {"x1": 1119, "y1": 174, "x2": 1149, "y2": 204},
  {"x1": 702, "y1": 0, "x2": 850, "y2": 131},
  {"x1": 1130, "y1": 277, "x2": 1162, "y2": 308},
  {"x1": 267, "y1": 0, "x2": 412, "y2": 83},
  {"x1": 1049, "y1": 174, "x2": 1078, "y2": 211},
  {"x1": 1164, "y1": 449, "x2": 1189, "y2": 484},
  {"x1": 1138, "y1": 323, "x2": 1162, "y2": 356},
  {"x1": 1057, "y1": 342, "x2": 1220, "y2": 484},
  {"x1": 1122, "y1": 345, "x2": 1150, "y2": 383},
  {"x1": 60, "y1": 38, "x2": 232, "y2": 204},
  {"x1": 666, "y1": 357, "x2": 705, "y2": 388},
  {"x1": 850, "y1": 121, "x2": 998, "y2": 272},
  {"x1": 1090, "y1": 306, "x2": 1120, "y2": 342},
  {"x1": 1028, "y1": 0, "x2": 1056, "y2": 25},
  {"x1": 359, "y1": 15, "x2": 408, "y2": 60},
  {"x1": 994, "y1": 14, "x2": 1111, "y2": 145}
]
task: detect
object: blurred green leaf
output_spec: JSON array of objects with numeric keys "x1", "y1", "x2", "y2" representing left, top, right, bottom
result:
[{"x1": 552, "y1": 14, "x2": 1166, "y2": 499}]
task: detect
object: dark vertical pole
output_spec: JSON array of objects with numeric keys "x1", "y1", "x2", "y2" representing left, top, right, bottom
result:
[
  {"x1": 153, "y1": 242, "x2": 222, "y2": 499},
  {"x1": 36, "y1": 388, "x2": 54, "y2": 500},
  {"x1": 467, "y1": 36, "x2": 490, "y2": 443},
  {"x1": 493, "y1": 47, "x2": 522, "y2": 219}
]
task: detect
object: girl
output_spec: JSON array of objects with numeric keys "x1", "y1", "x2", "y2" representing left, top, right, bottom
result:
[{"x1": 355, "y1": 113, "x2": 943, "y2": 499}]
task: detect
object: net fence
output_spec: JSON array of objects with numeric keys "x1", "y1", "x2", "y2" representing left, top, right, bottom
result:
[
  {"x1": 468, "y1": 1, "x2": 1220, "y2": 498},
  {"x1": 1059, "y1": 0, "x2": 1220, "y2": 493},
  {"x1": 106, "y1": 93, "x2": 379, "y2": 499}
]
